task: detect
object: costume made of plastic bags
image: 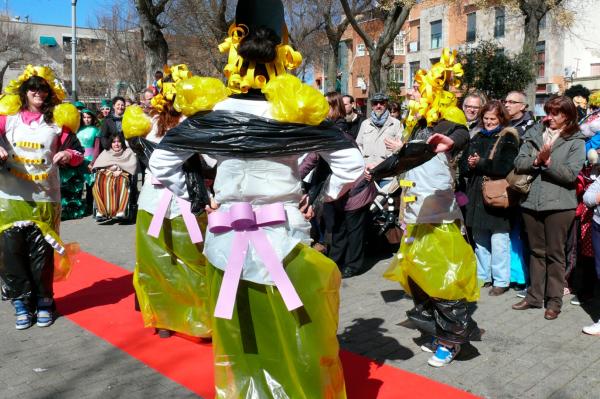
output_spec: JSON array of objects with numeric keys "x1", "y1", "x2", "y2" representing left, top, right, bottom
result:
[
  {"x1": 384, "y1": 223, "x2": 479, "y2": 302},
  {"x1": 133, "y1": 210, "x2": 211, "y2": 337},
  {"x1": 209, "y1": 244, "x2": 345, "y2": 399}
]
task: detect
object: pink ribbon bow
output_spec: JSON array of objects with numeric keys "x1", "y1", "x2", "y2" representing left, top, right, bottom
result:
[
  {"x1": 147, "y1": 179, "x2": 203, "y2": 244},
  {"x1": 209, "y1": 202, "x2": 303, "y2": 319}
]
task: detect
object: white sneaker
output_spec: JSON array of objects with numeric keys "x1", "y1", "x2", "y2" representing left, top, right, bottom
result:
[
  {"x1": 583, "y1": 321, "x2": 600, "y2": 336},
  {"x1": 570, "y1": 296, "x2": 581, "y2": 306}
]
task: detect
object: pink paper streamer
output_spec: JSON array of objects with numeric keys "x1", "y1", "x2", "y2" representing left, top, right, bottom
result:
[
  {"x1": 147, "y1": 188, "x2": 203, "y2": 243},
  {"x1": 209, "y1": 202, "x2": 303, "y2": 319}
]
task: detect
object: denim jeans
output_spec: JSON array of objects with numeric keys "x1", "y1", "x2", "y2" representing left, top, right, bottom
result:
[{"x1": 472, "y1": 227, "x2": 511, "y2": 287}]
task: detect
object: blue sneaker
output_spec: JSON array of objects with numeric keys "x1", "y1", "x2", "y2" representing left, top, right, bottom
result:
[
  {"x1": 420, "y1": 338, "x2": 438, "y2": 353},
  {"x1": 36, "y1": 298, "x2": 54, "y2": 327},
  {"x1": 13, "y1": 300, "x2": 32, "y2": 330},
  {"x1": 428, "y1": 344, "x2": 460, "y2": 367}
]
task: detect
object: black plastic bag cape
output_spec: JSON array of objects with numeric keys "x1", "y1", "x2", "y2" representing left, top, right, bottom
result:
[{"x1": 157, "y1": 110, "x2": 355, "y2": 158}]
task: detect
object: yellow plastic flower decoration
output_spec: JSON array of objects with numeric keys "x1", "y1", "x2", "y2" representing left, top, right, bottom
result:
[
  {"x1": 53, "y1": 103, "x2": 80, "y2": 133},
  {"x1": 122, "y1": 105, "x2": 152, "y2": 139},
  {"x1": 152, "y1": 64, "x2": 194, "y2": 113},
  {"x1": 589, "y1": 91, "x2": 600, "y2": 108},
  {"x1": 218, "y1": 23, "x2": 302, "y2": 94},
  {"x1": 403, "y1": 48, "x2": 466, "y2": 139},
  {"x1": 4, "y1": 65, "x2": 66, "y2": 105},
  {"x1": 173, "y1": 76, "x2": 230, "y2": 116}
]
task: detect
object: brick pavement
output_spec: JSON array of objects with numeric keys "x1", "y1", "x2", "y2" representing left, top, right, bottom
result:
[{"x1": 1, "y1": 216, "x2": 599, "y2": 398}]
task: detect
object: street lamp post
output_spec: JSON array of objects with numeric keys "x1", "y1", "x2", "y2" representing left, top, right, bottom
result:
[{"x1": 71, "y1": 0, "x2": 77, "y2": 101}]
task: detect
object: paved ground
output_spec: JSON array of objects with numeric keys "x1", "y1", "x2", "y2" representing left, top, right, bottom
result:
[{"x1": 1, "y1": 215, "x2": 600, "y2": 398}]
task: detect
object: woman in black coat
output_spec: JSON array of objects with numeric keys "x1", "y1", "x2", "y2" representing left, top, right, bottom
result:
[
  {"x1": 100, "y1": 96, "x2": 126, "y2": 151},
  {"x1": 459, "y1": 100, "x2": 520, "y2": 295}
]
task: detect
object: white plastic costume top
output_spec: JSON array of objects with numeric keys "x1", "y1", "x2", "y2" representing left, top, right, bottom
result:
[
  {"x1": 149, "y1": 98, "x2": 364, "y2": 285},
  {"x1": 402, "y1": 152, "x2": 462, "y2": 224},
  {"x1": 0, "y1": 113, "x2": 61, "y2": 203}
]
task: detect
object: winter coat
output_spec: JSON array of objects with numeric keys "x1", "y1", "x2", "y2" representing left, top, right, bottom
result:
[
  {"x1": 460, "y1": 126, "x2": 520, "y2": 231},
  {"x1": 356, "y1": 115, "x2": 402, "y2": 165},
  {"x1": 100, "y1": 114, "x2": 125, "y2": 151},
  {"x1": 514, "y1": 123, "x2": 586, "y2": 212}
]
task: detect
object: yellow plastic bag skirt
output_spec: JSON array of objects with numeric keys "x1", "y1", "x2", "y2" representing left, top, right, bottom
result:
[
  {"x1": 209, "y1": 244, "x2": 346, "y2": 399},
  {"x1": 384, "y1": 222, "x2": 480, "y2": 302},
  {"x1": 133, "y1": 209, "x2": 211, "y2": 338}
]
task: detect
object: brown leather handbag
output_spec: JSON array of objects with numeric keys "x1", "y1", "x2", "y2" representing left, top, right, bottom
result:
[{"x1": 481, "y1": 132, "x2": 519, "y2": 208}]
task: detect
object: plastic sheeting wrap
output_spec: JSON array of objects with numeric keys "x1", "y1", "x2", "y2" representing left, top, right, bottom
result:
[
  {"x1": 262, "y1": 75, "x2": 329, "y2": 126},
  {"x1": 122, "y1": 105, "x2": 152, "y2": 139},
  {"x1": 384, "y1": 223, "x2": 480, "y2": 302},
  {"x1": 209, "y1": 244, "x2": 346, "y2": 399},
  {"x1": 133, "y1": 210, "x2": 212, "y2": 338},
  {"x1": 173, "y1": 76, "x2": 230, "y2": 116},
  {"x1": 54, "y1": 242, "x2": 79, "y2": 281},
  {"x1": 0, "y1": 94, "x2": 21, "y2": 115},
  {"x1": 53, "y1": 103, "x2": 80, "y2": 133}
]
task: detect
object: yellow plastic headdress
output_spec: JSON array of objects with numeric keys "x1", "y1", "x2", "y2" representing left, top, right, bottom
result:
[
  {"x1": 151, "y1": 64, "x2": 193, "y2": 113},
  {"x1": 404, "y1": 48, "x2": 466, "y2": 138},
  {"x1": 590, "y1": 91, "x2": 600, "y2": 108},
  {"x1": 0, "y1": 65, "x2": 67, "y2": 116},
  {"x1": 218, "y1": 23, "x2": 303, "y2": 94}
]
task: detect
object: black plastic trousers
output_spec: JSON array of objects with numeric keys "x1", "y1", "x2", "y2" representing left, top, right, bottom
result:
[
  {"x1": 0, "y1": 225, "x2": 54, "y2": 308},
  {"x1": 407, "y1": 278, "x2": 478, "y2": 345}
]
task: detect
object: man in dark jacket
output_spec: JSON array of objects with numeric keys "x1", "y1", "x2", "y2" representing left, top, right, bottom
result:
[
  {"x1": 504, "y1": 91, "x2": 535, "y2": 136},
  {"x1": 343, "y1": 94, "x2": 365, "y2": 140}
]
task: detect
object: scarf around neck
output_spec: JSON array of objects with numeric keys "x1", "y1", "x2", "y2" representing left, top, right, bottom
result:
[
  {"x1": 93, "y1": 147, "x2": 137, "y2": 175},
  {"x1": 370, "y1": 110, "x2": 389, "y2": 128},
  {"x1": 543, "y1": 127, "x2": 563, "y2": 146},
  {"x1": 480, "y1": 125, "x2": 503, "y2": 137}
]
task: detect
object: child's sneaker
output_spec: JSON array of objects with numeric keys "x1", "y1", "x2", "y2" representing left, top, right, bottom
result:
[
  {"x1": 36, "y1": 298, "x2": 54, "y2": 327},
  {"x1": 13, "y1": 299, "x2": 32, "y2": 330},
  {"x1": 583, "y1": 321, "x2": 600, "y2": 336},
  {"x1": 428, "y1": 344, "x2": 460, "y2": 367}
]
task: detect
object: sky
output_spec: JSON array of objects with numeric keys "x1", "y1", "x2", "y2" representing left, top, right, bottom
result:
[{"x1": 5, "y1": 0, "x2": 114, "y2": 28}]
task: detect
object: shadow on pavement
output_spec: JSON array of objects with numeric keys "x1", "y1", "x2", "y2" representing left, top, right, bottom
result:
[
  {"x1": 55, "y1": 274, "x2": 134, "y2": 317},
  {"x1": 338, "y1": 317, "x2": 414, "y2": 362}
]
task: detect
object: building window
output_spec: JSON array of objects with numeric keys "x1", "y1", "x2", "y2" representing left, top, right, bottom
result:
[
  {"x1": 536, "y1": 41, "x2": 545, "y2": 78},
  {"x1": 409, "y1": 61, "x2": 420, "y2": 85},
  {"x1": 389, "y1": 64, "x2": 404, "y2": 83},
  {"x1": 430, "y1": 20, "x2": 442, "y2": 49},
  {"x1": 393, "y1": 32, "x2": 406, "y2": 56},
  {"x1": 466, "y1": 13, "x2": 476, "y2": 42},
  {"x1": 494, "y1": 7, "x2": 505, "y2": 38},
  {"x1": 356, "y1": 43, "x2": 366, "y2": 57},
  {"x1": 591, "y1": 63, "x2": 600, "y2": 76}
]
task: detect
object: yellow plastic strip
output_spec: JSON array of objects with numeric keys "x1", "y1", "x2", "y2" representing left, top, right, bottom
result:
[
  {"x1": 403, "y1": 195, "x2": 417, "y2": 203},
  {"x1": 15, "y1": 141, "x2": 43, "y2": 149},
  {"x1": 13, "y1": 155, "x2": 45, "y2": 165},
  {"x1": 9, "y1": 169, "x2": 48, "y2": 181},
  {"x1": 399, "y1": 180, "x2": 415, "y2": 188}
]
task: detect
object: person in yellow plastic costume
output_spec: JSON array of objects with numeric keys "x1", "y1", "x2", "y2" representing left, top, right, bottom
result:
[
  {"x1": 372, "y1": 50, "x2": 482, "y2": 368},
  {"x1": 128, "y1": 64, "x2": 213, "y2": 339},
  {"x1": 0, "y1": 65, "x2": 82, "y2": 330},
  {"x1": 140, "y1": 1, "x2": 364, "y2": 397}
]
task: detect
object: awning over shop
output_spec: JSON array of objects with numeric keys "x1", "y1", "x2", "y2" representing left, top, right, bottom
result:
[{"x1": 39, "y1": 36, "x2": 58, "y2": 47}]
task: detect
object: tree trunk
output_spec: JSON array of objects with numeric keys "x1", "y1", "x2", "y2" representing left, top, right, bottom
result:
[
  {"x1": 326, "y1": 44, "x2": 339, "y2": 92},
  {"x1": 135, "y1": 0, "x2": 170, "y2": 86},
  {"x1": 0, "y1": 61, "x2": 9, "y2": 92}
]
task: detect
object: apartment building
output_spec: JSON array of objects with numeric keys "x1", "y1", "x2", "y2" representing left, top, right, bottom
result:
[{"x1": 339, "y1": 0, "x2": 600, "y2": 113}]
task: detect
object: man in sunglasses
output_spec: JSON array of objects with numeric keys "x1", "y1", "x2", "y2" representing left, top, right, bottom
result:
[
  {"x1": 356, "y1": 92, "x2": 403, "y2": 181},
  {"x1": 504, "y1": 91, "x2": 535, "y2": 136}
]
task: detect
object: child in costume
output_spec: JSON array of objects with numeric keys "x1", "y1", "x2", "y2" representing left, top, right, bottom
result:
[
  {"x1": 371, "y1": 50, "x2": 480, "y2": 367},
  {"x1": 146, "y1": 1, "x2": 363, "y2": 397},
  {"x1": 76, "y1": 109, "x2": 101, "y2": 214},
  {"x1": 123, "y1": 65, "x2": 212, "y2": 339},
  {"x1": 0, "y1": 65, "x2": 82, "y2": 329}
]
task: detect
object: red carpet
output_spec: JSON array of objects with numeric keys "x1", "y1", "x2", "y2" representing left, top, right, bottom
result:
[{"x1": 54, "y1": 251, "x2": 480, "y2": 399}]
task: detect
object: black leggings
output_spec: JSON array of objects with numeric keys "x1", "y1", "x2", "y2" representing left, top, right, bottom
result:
[{"x1": 0, "y1": 225, "x2": 54, "y2": 307}]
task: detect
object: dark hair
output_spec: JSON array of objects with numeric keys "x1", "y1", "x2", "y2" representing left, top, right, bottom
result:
[
  {"x1": 108, "y1": 132, "x2": 126, "y2": 149},
  {"x1": 80, "y1": 110, "x2": 98, "y2": 128},
  {"x1": 543, "y1": 95, "x2": 580, "y2": 136},
  {"x1": 18, "y1": 76, "x2": 55, "y2": 124},
  {"x1": 479, "y1": 100, "x2": 510, "y2": 127},
  {"x1": 326, "y1": 92, "x2": 346, "y2": 121},
  {"x1": 112, "y1": 96, "x2": 126, "y2": 107},
  {"x1": 343, "y1": 94, "x2": 355, "y2": 103},
  {"x1": 237, "y1": 26, "x2": 280, "y2": 64},
  {"x1": 151, "y1": 101, "x2": 182, "y2": 138},
  {"x1": 389, "y1": 101, "x2": 401, "y2": 115}
]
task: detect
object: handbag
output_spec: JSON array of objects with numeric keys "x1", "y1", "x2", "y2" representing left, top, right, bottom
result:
[
  {"x1": 481, "y1": 132, "x2": 519, "y2": 208},
  {"x1": 505, "y1": 169, "x2": 533, "y2": 194}
]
